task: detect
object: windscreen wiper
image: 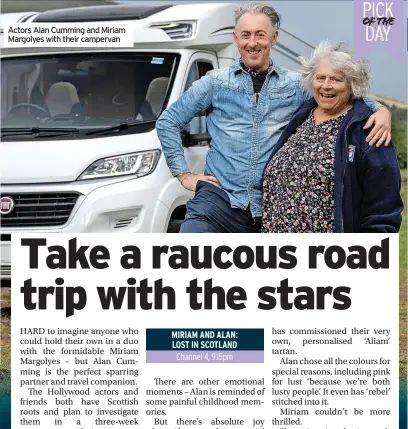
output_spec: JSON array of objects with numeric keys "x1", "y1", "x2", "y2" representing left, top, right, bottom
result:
[
  {"x1": 1, "y1": 127, "x2": 80, "y2": 138},
  {"x1": 85, "y1": 120, "x2": 155, "y2": 136}
]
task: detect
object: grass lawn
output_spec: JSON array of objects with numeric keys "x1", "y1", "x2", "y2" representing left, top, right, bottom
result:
[
  {"x1": 400, "y1": 170, "x2": 407, "y2": 379},
  {"x1": 371, "y1": 94, "x2": 407, "y2": 110},
  {"x1": 0, "y1": 287, "x2": 11, "y2": 390}
]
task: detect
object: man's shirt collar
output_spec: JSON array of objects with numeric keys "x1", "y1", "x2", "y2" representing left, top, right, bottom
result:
[{"x1": 232, "y1": 60, "x2": 279, "y2": 76}]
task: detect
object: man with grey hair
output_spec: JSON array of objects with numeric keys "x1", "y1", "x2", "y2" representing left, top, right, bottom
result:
[{"x1": 156, "y1": 2, "x2": 391, "y2": 233}]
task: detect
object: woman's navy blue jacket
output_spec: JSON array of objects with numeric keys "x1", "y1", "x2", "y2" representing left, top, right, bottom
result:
[{"x1": 264, "y1": 98, "x2": 403, "y2": 232}]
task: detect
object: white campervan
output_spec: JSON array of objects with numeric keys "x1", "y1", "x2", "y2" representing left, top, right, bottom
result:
[{"x1": 0, "y1": 3, "x2": 238, "y2": 279}]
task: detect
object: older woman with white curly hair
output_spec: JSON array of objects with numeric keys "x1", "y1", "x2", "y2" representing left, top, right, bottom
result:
[{"x1": 262, "y1": 41, "x2": 403, "y2": 233}]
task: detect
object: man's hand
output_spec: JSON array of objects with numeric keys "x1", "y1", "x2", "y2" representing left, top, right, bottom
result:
[
  {"x1": 177, "y1": 172, "x2": 219, "y2": 192},
  {"x1": 363, "y1": 106, "x2": 392, "y2": 147}
]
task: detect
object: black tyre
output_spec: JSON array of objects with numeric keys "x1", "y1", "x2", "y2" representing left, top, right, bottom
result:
[{"x1": 167, "y1": 219, "x2": 183, "y2": 233}]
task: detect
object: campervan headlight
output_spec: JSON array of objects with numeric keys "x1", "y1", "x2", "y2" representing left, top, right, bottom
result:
[{"x1": 78, "y1": 150, "x2": 160, "y2": 180}]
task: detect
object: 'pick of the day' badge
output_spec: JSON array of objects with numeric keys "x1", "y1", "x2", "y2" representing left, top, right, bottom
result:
[{"x1": 354, "y1": 0, "x2": 404, "y2": 63}]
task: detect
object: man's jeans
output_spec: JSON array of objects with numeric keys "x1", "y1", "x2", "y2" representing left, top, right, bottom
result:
[{"x1": 180, "y1": 181, "x2": 261, "y2": 233}]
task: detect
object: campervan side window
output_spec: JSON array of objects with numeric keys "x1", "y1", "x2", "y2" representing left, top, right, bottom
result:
[
  {"x1": 183, "y1": 60, "x2": 213, "y2": 135},
  {"x1": 0, "y1": 53, "x2": 179, "y2": 130}
]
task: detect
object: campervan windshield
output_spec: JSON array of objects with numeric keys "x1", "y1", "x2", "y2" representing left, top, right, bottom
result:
[{"x1": 1, "y1": 53, "x2": 179, "y2": 134}]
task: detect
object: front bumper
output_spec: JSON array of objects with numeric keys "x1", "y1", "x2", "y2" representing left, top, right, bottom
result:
[
  {"x1": 0, "y1": 174, "x2": 170, "y2": 234},
  {"x1": 0, "y1": 175, "x2": 172, "y2": 278}
]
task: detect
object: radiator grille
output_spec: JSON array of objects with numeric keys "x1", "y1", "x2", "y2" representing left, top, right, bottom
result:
[
  {"x1": 0, "y1": 193, "x2": 79, "y2": 227},
  {"x1": 0, "y1": 264, "x2": 11, "y2": 278}
]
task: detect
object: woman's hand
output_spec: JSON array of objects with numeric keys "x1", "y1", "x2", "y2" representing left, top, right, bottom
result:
[
  {"x1": 177, "y1": 172, "x2": 220, "y2": 192},
  {"x1": 363, "y1": 106, "x2": 392, "y2": 147}
]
